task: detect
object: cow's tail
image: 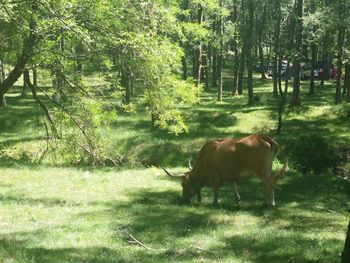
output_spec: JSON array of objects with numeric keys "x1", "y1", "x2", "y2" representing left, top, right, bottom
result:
[{"x1": 272, "y1": 147, "x2": 289, "y2": 185}]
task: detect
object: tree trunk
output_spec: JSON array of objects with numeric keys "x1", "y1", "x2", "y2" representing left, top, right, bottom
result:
[
  {"x1": 266, "y1": 40, "x2": 272, "y2": 75},
  {"x1": 53, "y1": 37, "x2": 66, "y2": 93},
  {"x1": 344, "y1": 63, "x2": 350, "y2": 101},
  {"x1": 335, "y1": 27, "x2": 344, "y2": 104},
  {"x1": 237, "y1": 44, "x2": 246, "y2": 95},
  {"x1": 236, "y1": 0, "x2": 246, "y2": 96},
  {"x1": 181, "y1": 55, "x2": 187, "y2": 80},
  {"x1": 179, "y1": 0, "x2": 189, "y2": 80},
  {"x1": 128, "y1": 66, "x2": 134, "y2": 95},
  {"x1": 278, "y1": 12, "x2": 295, "y2": 134},
  {"x1": 21, "y1": 69, "x2": 30, "y2": 96},
  {"x1": 75, "y1": 41, "x2": 84, "y2": 76},
  {"x1": 208, "y1": 45, "x2": 212, "y2": 72},
  {"x1": 258, "y1": 5, "x2": 267, "y2": 79},
  {"x1": 258, "y1": 39, "x2": 266, "y2": 79},
  {"x1": 192, "y1": 49, "x2": 197, "y2": 80},
  {"x1": 272, "y1": 0, "x2": 281, "y2": 98},
  {"x1": 217, "y1": 0, "x2": 223, "y2": 101},
  {"x1": 341, "y1": 221, "x2": 350, "y2": 263},
  {"x1": 202, "y1": 46, "x2": 209, "y2": 91},
  {"x1": 246, "y1": 0, "x2": 254, "y2": 104},
  {"x1": 0, "y1": 59, "x2": 5, "y2": 82},
  {"x1": 121, "y1": 65, "x2": 131, "y2": 105},
  {"x1": 290, "y1": 0, "x2": 303, "y2": 107},
  {"x1": 33, "y1": 67, "x2": 37, "y2": 86},
  {"x1": 231, "y1": 2, "x2": 239, "y2": 95},
  {"x1": 309, "y1": 41, "x2": 317, "y2": 95},
  {"x1": 0, "y1": 1, "x2": 37, "y2": 107},
  {"x1": 204, "y1": 58, "x2": 209, "y2": 91},
  {"x1": 232, "y1": 44, "x2": 240, "y2": 95},
  {"x1": 320, "y1": 34, "x2": 329, "y2": 88},
  {"x1": 0, "y1": 94, "x2": 5, "y2": 107},
  {"x1": 192, "y1": 4, "x2": 203, "y2": 86},
  {"x1": 212, "y1": 48, "x2": 218, "y2": 86},
  {"x1": 0, "y1": 31, "x2": 37, "y2": 107}
]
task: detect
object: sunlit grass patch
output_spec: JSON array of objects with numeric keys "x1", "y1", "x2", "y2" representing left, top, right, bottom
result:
[{"x1": 0, "y1": 167, "x2": 348, "y2": 262}]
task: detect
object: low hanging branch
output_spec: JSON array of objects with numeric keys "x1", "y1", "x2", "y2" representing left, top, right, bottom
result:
[
  {"x1": 0, "y1": 1, "x2": 38, "y2": 106},
  {"x1": 28, "y1": 75, "x2": 59, "y2": 137},
  {"x1": 40, "y1": 89, "x2": 107, "y2": 165}
]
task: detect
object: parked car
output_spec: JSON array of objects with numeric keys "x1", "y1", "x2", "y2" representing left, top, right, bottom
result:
[
  {"x1": 267, "y1": 60, "x2": 290, "y2": 78},
  {"x1": 301, "y1": 64, "x2": 319, "y2": 79},
  {"x1": 301, "y1": 61, "x2": 334, "y2": 79}
]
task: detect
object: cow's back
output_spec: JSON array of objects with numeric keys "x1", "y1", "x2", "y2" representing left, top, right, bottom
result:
[
  {"x1": 213, "y1": 135, "x2": 278, "y2": 181},
  {"x1": 190, "y1": 135, "x2": 279, "y2": 185},
  {"x1": 190, "y1": 139, "x2": 229, "y2": 185}
]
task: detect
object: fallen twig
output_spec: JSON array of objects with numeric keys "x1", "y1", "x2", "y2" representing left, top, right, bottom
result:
[
  {"x1": 129, "y1": 234, "x2": 155, "y2": 251},
  {"x1": 315, "y1": 205, "x2": 336, "y2": 214},
  {"x1": 195, "y1": 246, "x2": 216, "y2": 254}
]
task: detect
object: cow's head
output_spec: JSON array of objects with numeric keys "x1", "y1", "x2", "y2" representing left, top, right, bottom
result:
[{"x1": 163, "y1": 159, "x2": 197, "y2": 203}]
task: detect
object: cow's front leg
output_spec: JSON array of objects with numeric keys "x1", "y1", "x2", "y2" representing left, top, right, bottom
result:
[
  {"x1": 262, "y1": 179, "x2": 275, "y2": 207},
  {"x1": 212, "y1": 186, "x2": 219, "y2": 206},
  {"x1": 230, "y1": 182, "x2": 241, "y2": 204},
  {"x1": 197, "y1": 190, "x2": 202, "y2": 203}
]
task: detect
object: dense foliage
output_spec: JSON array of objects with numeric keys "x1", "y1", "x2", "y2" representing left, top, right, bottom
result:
[{"x1": 0, "y1": 0, "x2": 349, "y2": 163}]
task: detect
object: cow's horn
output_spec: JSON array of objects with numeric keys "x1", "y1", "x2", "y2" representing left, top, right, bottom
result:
[
  {"x1": 188, "y1": 158, "x2": 193, "y2": 171},
  {"x1": 162, "y1": 168, "x2": 185, "y2": 178}
]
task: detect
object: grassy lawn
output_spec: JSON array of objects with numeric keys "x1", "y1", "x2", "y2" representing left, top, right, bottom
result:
[
  {"x1": 0, "y1": 166, "x2": 348, "y2": 262},
  {"x1": 0, "y1": 73, "x2": 349, "y2": 262}
]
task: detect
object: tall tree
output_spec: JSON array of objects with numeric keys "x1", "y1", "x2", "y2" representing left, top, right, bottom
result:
[
  {"x1": 246, "y1": 0, "x2": 255, "y2": 104},
  {"x1": 0, "y1": 1, "x2": 38, "y2": 107},
  {"x1": 345, "y1": 62, "x2": 350, "y2": 101},
  {"x1": 236, "y1": 0, "x2": 246, "y2": 96},
  {"x1": 256, "y1": 3, "x2": 267, "y2": 80},
  {"x1": 272, "y1": 0, "x2": 281, "y2": 98},
  {"x1": 290, "y1": 0, "x2": 304, "y2": 107},
  {"x1": 342, "y1": 221, "x2": 350, "y2": 263},
  {"x1": 217, "y1": 0, "x2": 224, "y2": 101},
  {"x1": 231, "y1": 2, "x2": 240, "y2": 95},
  {"x1": 335, "y1": 21, "x2": 345, "y2": 104}
]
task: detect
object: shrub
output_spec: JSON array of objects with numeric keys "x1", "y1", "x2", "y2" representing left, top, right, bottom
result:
[{"x1": 290, "y1": 135, "x2": 343, "y2": 173}]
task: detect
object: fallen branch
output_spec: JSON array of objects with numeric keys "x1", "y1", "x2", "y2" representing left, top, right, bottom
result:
[
  {"x1": 129, "y1": 234, "x2": 155, "y2": 251},
  {"x1": 315, "y1": 205, "x2": 336, "y2": 214},
  {"x1": 195, "y1": 246, "x2": 216, "y2": 254}
]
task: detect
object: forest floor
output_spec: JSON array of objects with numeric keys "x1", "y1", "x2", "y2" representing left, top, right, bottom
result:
[
  {"x1": 0, "y1": 166, "x2": 348, "y2": 262},
  {"x1": 0, "y1": 75, "x2": 350, "y2": 262}
]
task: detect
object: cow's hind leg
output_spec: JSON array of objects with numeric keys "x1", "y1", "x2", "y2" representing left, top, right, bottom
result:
[
  {"x1": 213, "y1": 186, "x2": 219, "y2": 206},
  {"x1": 262, "y1": 179, "x2": 275, "y2": 207},
  {"x1": 260, "y1": 159, "x2": 275, "y2": 207},
  {"x1": 230, "y1": 182, "x2": 241, "y2": 204}
]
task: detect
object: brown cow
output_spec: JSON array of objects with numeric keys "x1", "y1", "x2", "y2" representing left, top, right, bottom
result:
[{"x1": 163, "y1": 134, "x2": 289, "y2": 206}]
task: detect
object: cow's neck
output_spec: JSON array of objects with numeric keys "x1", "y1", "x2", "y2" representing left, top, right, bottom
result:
[{"x1": 189, "y1": 172, "x2": 203, "y2": 190}]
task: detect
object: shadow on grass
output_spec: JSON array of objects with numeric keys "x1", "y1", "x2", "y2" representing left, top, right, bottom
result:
[
  {"x1": 0, "y1": 193, "x2": 81, "y2": 207},
  {"x1": 0, "y1": 236, "x2": 128, "y2": 263},
  {"x1": 0, "y1": 171, "x2": 348, "y2": 262},
  {"x1": 0, "y1": 95, "x2": 39, "y2": 134}
]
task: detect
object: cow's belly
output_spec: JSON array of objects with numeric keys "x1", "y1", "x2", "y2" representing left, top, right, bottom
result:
[
  {"x1": 225, "y1": 170, "x2": 256, "y2": 181},
  {"x1": 202, "y1": 169, "x2": 257, "y2": 186},
  {"x1": 234, "y1": 170, "x2": 257, "y2": 181}
]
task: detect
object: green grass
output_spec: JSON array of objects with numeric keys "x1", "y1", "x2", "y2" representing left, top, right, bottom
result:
[
  {"x1": 1, "y1": 74, "x2": 349, "y2": 167},
  {"x1": 0, "y1": 166, "x2": 349, "y2": 262},
  {"x1": 0, "y1": 72, "x2": 350, "y2": 262}
]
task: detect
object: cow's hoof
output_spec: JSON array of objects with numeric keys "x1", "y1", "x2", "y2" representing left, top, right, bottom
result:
[{"x1": 262, "y1": 203, "x2": 275, "y2": 208}]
